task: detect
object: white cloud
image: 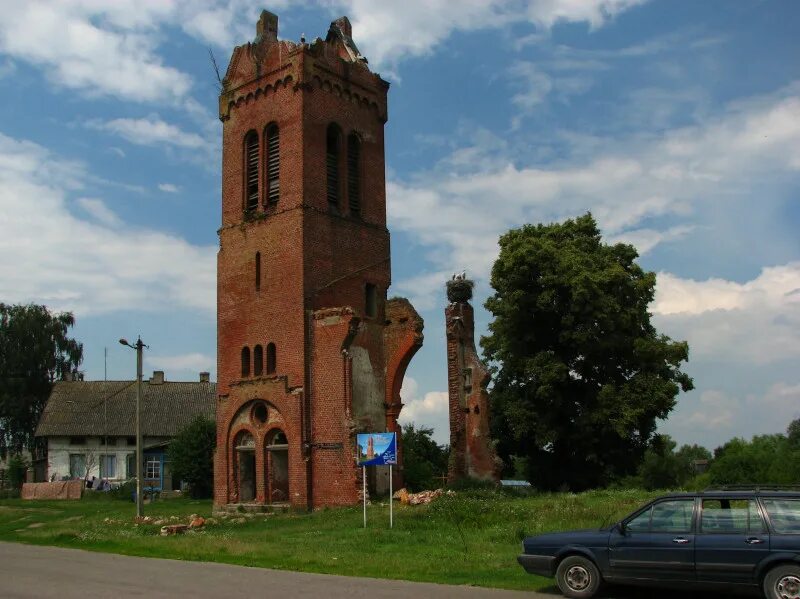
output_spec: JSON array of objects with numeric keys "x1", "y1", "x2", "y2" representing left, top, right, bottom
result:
[
  {"x1": 397, "y1": 377, "x2": 450, "y2": 445},
  {"x1": 146, "y1": 352, "x2": 215, "y2": 375},
  {"x1": 666, "y1": 383, "x2": 800, "y2": 446},
  {"x1": 87, "y1": 116, "x2": 208, "y2": 149},
  {"x1": 345, "y1": 0, "x2": 648, "y2": 69},
  {"x1": 652, "y1": 263, "x2": 800, "y2": 364},
  {"x1": 158, "y1": 183, "x2": 181, "y2": 194},
  {"x1": 75, "y1": 197, "x2": 121, "y2": 227},
  {"x1": 389, "y1": 87, "x2": 800, "y2": 285},
  {"x1": 0, "y1": 131, "x2": 216, "y2": 316}
]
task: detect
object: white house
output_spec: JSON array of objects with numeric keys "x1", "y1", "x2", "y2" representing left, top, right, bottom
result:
[{"x1": 35, "y1": 371, "x2": 215, "y2": 491}]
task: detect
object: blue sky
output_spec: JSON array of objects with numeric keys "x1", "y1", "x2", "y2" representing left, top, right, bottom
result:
[{"x1": 0, "y1": 1, "x2": 798, "y2": 450}]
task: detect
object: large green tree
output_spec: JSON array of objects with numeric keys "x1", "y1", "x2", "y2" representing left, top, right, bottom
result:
[
  {"x1": 0, "y1": 303, "x2": 83, "y2": 456},
  {"x1": 167, "y1": 416, "x2": 216, "y2": 498},
  {"x1": 482, "y1": 214, "x2": 693, "y2": 490},
  {"x1": 401, "y1": 423, "x2": 449, "y2": 492}
]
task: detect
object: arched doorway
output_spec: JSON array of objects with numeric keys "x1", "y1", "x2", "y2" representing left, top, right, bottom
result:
[
  {"x1": 265, "y1": 429, "x2": 288, "y2": 503},
  {"x1": 234, "y1": 430, "x2": 256, "y2": 502}
]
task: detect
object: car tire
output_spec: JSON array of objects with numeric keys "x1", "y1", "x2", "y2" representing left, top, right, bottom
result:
[
  {"x1": 555, "y1": 555, "x2": 601, "y2": 599},
  {"x1": 763, "y1": 564, "x2": 800, "y2": 599}
]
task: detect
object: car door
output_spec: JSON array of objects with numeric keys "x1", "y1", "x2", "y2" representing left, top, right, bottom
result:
[
  {"x1": 695, "y1": 497, "x2": 769, "y2": 584},
  {"x1": 609, "y1": 498, "x2": 697, "y2": 582}
]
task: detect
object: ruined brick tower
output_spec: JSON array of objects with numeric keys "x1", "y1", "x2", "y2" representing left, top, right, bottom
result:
[
  {"x1": 214, "y1": 11, "x2": 423, "y2": 510},
  {"x1": 445, "y1": 276, "x2": 500, "y2": 483}
]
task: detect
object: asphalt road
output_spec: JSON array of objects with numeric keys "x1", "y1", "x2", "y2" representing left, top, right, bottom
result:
[
  {"x1": 0, "y1": 542, "x2": 734, "y2": 599},
  {"x1": 0, "y1": 541, "x2": 540, "y2": 599}
]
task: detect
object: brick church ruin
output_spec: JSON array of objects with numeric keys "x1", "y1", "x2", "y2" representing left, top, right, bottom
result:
[{"x1": 214, "y1": 11, "x2": 423, "y2": 510}]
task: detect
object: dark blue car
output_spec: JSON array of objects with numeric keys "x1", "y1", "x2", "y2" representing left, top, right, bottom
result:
[{"x1": 517, "y1": 490, "x2": 800, "y2": 598}]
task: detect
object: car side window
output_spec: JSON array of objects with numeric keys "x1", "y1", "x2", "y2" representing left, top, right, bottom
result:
[
  {"x1": 701, "y1": 498, "x2": 765, "y2": 534},
  {"x1": 626, "y1": 508, "x2": 651, "y2": 532},
  {"x1": 625, "y1": 499, "x2": 694, "y2": 533},
  {"x1": 650, "y1": 499, "x2": 694, "y2": 533},
  {"x1": 763, "y1": 499, "x2": 800, "y2": 534}
]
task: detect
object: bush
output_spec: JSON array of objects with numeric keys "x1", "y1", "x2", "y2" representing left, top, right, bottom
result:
[
  {"x1": 0, "y1": 488, "x2": 20, "y2": 499},
  {"x1": 167, "y1": 416, "x2": 216, "y2": 498},
  {"x1": 7, "y1": 454, "x2": 29, "y2": 489}
]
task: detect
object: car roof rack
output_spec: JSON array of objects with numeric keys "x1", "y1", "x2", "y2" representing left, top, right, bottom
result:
[{"x1": 703, "y1": 485, "x2": 800, "y2": 492}]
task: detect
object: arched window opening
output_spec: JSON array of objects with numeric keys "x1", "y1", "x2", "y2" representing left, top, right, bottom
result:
[
  {"x1": 244, "y1": 131, "x2": 259, "y2": 212},
  {"x1": 255, "y1": 252, "x2": 261, "y2": 291},
  {"x1": 365, "y1": 283, "x2": 377, "y2": 318},
  {"x1": 241, "y1": 346, "x2": 251, "y2": 378},
  {"x1": 265, "y1": 124, "x2": 280, "y2": 206},
  {"x1": 266, "y1": 429, "x2": 288, "y2": 447},
  {"x1": 266, "y1": 343, "x2": 276, "y2": 375},
  {"x1": 253, "y1": 344, "x2": 263, "y2": 376},
  {"x1": 347, "y1": 133, "x2": 361, "y2": 216},
  {"x1": 326, "y1": 124, "x2": 341, "y2": 211}
]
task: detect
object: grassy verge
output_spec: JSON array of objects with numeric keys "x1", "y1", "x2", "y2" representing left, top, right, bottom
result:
[{"x1": 0, "y1": 488, "x2": 657, "y2": 591}]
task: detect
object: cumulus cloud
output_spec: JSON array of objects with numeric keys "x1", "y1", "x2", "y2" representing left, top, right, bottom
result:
[
  {"x1": 86, "y1": 116, "x2": 208, "y2": 149},
  {"x1": 345, "y1": 0, "x2": 648, "y2": 69},
  {"x1": 397, "y1": 377, "x2": 450, "y2": 445},
  {"x1": 389, "y1": 87, "x2": 800, "y2": 286},
  {"x1": 0, "y1": 131, "x2": 216, "y2": 316}
]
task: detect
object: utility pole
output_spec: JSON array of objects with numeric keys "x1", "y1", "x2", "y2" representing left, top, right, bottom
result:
[{"x1": 119, "y1": 336, "x2": 146, "y2": 518}]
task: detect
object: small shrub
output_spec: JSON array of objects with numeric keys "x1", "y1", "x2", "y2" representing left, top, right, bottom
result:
[{"x1": 7, "y1": 454, "x2": 29, "y2": 489}]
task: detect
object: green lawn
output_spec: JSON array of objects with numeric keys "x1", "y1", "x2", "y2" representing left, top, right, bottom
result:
[{"x1": 0, "y1": 489, "x2": 657, "y2": 591}]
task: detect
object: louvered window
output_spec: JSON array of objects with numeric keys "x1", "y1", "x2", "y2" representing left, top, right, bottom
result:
[
  {"x1": 244, "y1": 131, "x2": 259, "y2": 212},
  {"x1": 326, "y1": 124, "x2": 341, "y2": 210},
  {"x1": 347, "y1": 133, "x2": 361, "y2": 216},
  {"x1": 265, "y1": 124, "x2": 280, "y2": 205}
]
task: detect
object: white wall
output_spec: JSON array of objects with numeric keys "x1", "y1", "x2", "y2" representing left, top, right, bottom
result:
[{"x1": 47, "y1": 436, "x2": 167, "y2": 482}]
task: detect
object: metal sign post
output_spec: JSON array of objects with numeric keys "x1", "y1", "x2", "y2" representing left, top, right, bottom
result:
[{"x1": 356, "y1": 432, "x2": 397, "y2": 530}]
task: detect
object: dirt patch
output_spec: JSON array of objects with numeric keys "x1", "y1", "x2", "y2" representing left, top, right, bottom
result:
[
  {"x1": 62, "y1": 515, "x2": 84, "y2": 522},
  {"x1": 27, "y1": 522, "x2": 45, "y2": 529}
]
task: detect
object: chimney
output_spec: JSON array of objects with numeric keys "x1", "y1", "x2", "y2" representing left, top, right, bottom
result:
[
  {"x1": 199, "y1": 372, "x2": 210, "y2": 383},
  {"x1": 149, "y1": 371, "x2": 165, "y2": 385},
  {"x1": 256, "y1": 10, "x2": 278, "y2": 42}
]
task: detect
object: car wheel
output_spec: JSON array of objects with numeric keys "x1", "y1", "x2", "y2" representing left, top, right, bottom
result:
[
  {"x1": 764, "y1": 564, "x2": 800, "y2": 599},
  {"x1": 555, "y1": 555, "x2": 601, "y2": 599}
]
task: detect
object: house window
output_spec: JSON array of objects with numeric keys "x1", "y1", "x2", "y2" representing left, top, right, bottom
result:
[
  {"x1": 265, "y1": 123, "x2": 280, "y2": 205},
  {"x1": 326, "y1": 124, "x2": 341, "y2": 211},
  {"x1": 241, "y1": 346, "x2": 251, "y2": 377},
  {"x1": 266, "y1": 343, "x2": 276, "y2": 375},
  {"x1": 253, "y1": 344, "x2": 264, "y2": 376},
  {"x1": 69, "y1": 436, "x2": 86, "y2": 445},
  {"x1": 145, "y1": 457, "x2": 161, "y2": 480},
  {"x1": 365, "y1": 283, "x2": 377, "y2": 318},
  {"x1": 69, "y1": 454, "x2": 86, "y2": 479},
  {"x1": 244, "y1": 130, "x2": 259, "y2": 212},
  {"x1": 100, "y1": 454, "x2": 116, "y2": 479},
  {"x1": 255, "y1": 252, "x2": 261, "y2": 291},
  {"x1": 126, "y1": 454, "x2": 135, "y2": 478},
  {"x1": 347, "y1": 133, "x2": 361, "y2": 216}
]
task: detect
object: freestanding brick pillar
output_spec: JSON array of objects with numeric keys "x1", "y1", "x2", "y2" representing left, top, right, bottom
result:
[
  {"x1": 445, "y1": 276, "x2": 500, "y2": 483},
  {"x1": 214, "y1": 11, "x2": 422, "y2": 511}
]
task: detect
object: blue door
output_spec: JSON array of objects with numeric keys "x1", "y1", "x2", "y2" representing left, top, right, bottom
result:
[
  {"x1": 609, "y1": 498, "x2": 697, "y2": 582},
  {"x1": 695, "y1": 497, "x2": 768, "y2": 584}
]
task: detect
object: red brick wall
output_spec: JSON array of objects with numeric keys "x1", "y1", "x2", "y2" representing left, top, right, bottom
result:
[{"x1": 215, "y1": 14, "x2": 420, "y2": 510}]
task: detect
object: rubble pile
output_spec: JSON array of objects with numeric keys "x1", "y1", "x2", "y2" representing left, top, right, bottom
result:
[{"x1": 392, "y1": 488, "x2": 454, "y2": 506}]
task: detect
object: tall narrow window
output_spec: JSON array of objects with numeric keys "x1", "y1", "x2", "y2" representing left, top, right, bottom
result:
[
  {"x1": 244, "y1": 131, "x2": 259, "y2": 212},
  {"x1": 347, "y1": 133, "x2": 361, "y2": 216},
  {"x1": 265, "y1": 124, "x2": 280, "y2": 205},
  {"x1": 241, "y1": 346, "x2": 251, "y2": 378},
  {"x1": 365, "y1": 283, "x2": 377, "y2": 318},
  {"x1": 326, "y1": 124, "x2": 341, "y2": 211},
  {"x1": 266, "y1": 343, "x2": 276, "y2": 375},
  {"x1": 255, "y1": 252, "x2": 261, "y2": 291},
  {"x1": 253, "y1": 345, "x2": 263, "y2": 376}
]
